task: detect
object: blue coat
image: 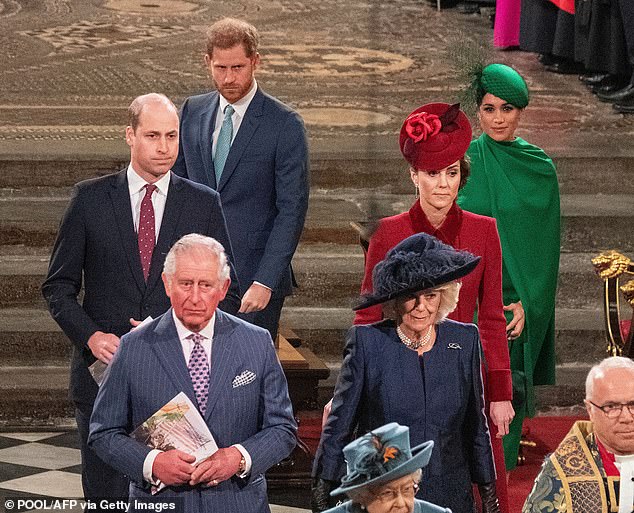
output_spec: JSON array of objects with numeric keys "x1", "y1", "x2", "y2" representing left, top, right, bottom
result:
[
  {"x1": 88, "y1": 309, "x2": 297, "y2": 513},
  {"x1": 172, "y1": 88, "x2": 309, "y2": 299},
  {"x1": 324, "y1": 498, "x2": 451, "y2": 513},
  {"x1": 313, "y1": 320, "x2": 495, "y2": 513}
]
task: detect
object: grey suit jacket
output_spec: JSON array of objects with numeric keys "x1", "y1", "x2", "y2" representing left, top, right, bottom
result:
[{"x1": 88, "y1": 309, "x2": 297, "y2": 513}]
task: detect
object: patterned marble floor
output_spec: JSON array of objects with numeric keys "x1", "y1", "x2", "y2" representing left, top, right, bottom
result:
[{"x1": 0, "y1": 431, "x2": 309, "y2": 512}]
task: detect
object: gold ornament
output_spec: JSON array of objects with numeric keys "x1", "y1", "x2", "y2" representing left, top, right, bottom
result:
[{"x1": 591, "y1": 251, "x2": 632, "y2": 280}]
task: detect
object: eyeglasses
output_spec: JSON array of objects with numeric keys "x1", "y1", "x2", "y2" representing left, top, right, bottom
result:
[
  {"x1": 372, "y1": 481, "x2": 420, "y2": 503},
  {"x1": 588, "y1": 400, "x2": 634, "y2": 419}
]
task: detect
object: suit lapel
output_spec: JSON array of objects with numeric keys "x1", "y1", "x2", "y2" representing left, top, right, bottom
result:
[
  {"x1": 145, "y1": 173, "x2": 184, "y2": 295},
  {"x1": 216, "y1": 89, "x2": 264, "y2": 192},
  {"x1": 204, "y1": 311, "x2": 238, "y2": 420},
  {"x1": 149, "y1": 310, "x2": 198, "y2": 406},
  {"x1": 109, "y1": 170, "x2": 146, "y2": 292},
  {"x1": 199, "y1": 94, "x2": 220, "y2": 189}
]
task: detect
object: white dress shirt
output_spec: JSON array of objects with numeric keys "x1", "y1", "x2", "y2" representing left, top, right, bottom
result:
[
  {"x1": 127, "y1": 165, "x2": 170, "y2": 239},
  {"x1": 615, "y1": 453, "x2": 634, "y2": 513},
  {"x1": 142, "y1": 311, "x2": 252, "y2": 484}
]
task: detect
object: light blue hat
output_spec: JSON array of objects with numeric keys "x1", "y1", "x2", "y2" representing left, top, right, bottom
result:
[{"x1": 331, "y1": 422, "x2": 434, "y2": 496}]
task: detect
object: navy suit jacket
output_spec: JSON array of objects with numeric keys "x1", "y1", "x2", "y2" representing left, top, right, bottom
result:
[
  {"x1": 172, "y1": 87, "x2": 309, "y2": 298},
  {"x1": 42, "y1": 170, "x2": 241, "y2": 406},
  {"x1": 313, "y1": 320, "x2": 495, "y2": 513},
  {"x1": 88, "y1": 309, "x2": 297, "y2": 513}
]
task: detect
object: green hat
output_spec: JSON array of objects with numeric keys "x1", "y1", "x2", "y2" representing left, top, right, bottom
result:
[{"x1": 479, "y1": 63, "x2": 529, "y2": 108}]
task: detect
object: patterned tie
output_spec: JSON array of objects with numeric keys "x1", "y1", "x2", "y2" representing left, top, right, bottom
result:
[
  {"x1": 213, "y1": 104, "x2": 234, "y2": 184},
  {"x1": 137, "y1": 184, "x2": 157, "y2": 281},
  {"x1": 187, "y1": 334, "x2": 210, "y2": 415}
]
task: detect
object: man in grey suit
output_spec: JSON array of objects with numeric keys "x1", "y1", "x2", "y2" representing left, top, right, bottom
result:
[
  {"x1": 172, "y1": 18, "x2": 310, "y2": 340},
  {"x1": 42, "y1": 94, "x2": 241, "y2": 502},
  {"x1": 89, "y1": 234, "x2": 297, "y2": 513}
]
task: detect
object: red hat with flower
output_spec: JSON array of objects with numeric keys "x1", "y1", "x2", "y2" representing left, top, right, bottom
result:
[{"x1": 399, "y1": 102, "x2": 472, "y2": 171}]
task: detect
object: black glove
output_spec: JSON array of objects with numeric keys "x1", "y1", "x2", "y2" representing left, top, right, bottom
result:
[
  {"x1": 311, "y1": 477, "x2": 339, "y2": 512},
  {"x1": 478, "y1": 481, "x2": 501, "y2": 513}
]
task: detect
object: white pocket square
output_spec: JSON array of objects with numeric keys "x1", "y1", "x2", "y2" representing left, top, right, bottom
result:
[{"x1": 232, "y1": 370, "x2": 256, "y2": 388}]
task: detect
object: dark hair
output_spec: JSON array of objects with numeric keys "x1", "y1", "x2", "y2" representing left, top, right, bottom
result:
[
  {"x1": 206, "y1": 18, "x2": 259, "y2": 58},
  {"x1": 459, "y1": 156, "x2": 470, "y2": 189},
  {"x1": 127, "y1": 93, "x2": 177, "y2": 132},
  {"x1": 475, "y1": 84, "x2": 487, "y2": 107}
]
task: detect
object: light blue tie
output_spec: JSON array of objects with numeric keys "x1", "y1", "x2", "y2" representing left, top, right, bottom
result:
[{"x1": 213, "y1": 104, "x2": 234, "y2": 184}]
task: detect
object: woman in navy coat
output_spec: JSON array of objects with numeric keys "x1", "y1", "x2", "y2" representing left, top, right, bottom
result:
[{"x1": 312, "y1": 233, "x2": 499, "y2": 513}]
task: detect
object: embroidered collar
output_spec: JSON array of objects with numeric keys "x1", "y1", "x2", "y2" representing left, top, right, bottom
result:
[{"x1": 408, "y1": 201, "x2": 463, "y2": 246}]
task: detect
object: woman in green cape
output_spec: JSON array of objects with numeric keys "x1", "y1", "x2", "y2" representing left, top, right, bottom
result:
[{"x1": 458, "y1": 63, "x2": 561, "y2": 471}]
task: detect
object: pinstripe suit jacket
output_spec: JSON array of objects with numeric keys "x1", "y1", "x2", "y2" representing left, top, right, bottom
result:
[{"x1": 88, "y1": 308, "x2": 297, "y2": 513}]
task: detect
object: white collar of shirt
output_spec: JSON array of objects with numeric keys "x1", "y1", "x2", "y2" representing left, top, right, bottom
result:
[
  {"x1": 127, "y1": 165, "x2": 170, "y2": 198},
  {"x1": 615, "y1": 453, "x2": 634, "y2": 513},
  {"x1": 126, "y1": 165, "x2": 170, "y2": 235},
  {"x1": 171, "y1": 309, "x2": 215, "y2": 366}
]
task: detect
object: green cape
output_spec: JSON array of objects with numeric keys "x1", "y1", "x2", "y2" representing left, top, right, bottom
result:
[{"x1": 459, "y1": 133, "x2": 560, "y2": 417}]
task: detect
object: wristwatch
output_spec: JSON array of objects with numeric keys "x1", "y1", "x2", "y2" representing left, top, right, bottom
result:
[{"x1": 237, "y1": 454, "x2": 247, "y2": 475}]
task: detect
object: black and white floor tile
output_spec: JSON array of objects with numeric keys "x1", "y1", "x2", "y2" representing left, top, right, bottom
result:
[{"x1": 0, "y1": 431, "x2": 308, "y2": 512}]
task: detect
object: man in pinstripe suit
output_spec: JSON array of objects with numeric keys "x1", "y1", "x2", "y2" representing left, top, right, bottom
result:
[{"x1": 89, "y1": 234, "x2": 297, "y2": 513}]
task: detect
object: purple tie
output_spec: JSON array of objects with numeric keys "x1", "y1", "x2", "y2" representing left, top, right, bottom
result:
[
  {"x1": 188, "y1": 334, "x2": 210, "y2": 415},
  {"x1": 138, "y1": 184, "x2": 157, "y2": 281}
]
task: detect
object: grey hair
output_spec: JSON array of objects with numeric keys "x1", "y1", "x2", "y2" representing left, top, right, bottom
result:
[
  {"x1": 128, "y1": 93, "x2": 177, "y2": 132},
  {"x1": 163, "y1": 234, "x2": 230, "y2": 282},
  {"x1": 384, "y1": 281, "x2": 462, "y2": 323},
  {"x1": 586, "y1": 356, "x2": 634, "y2": 399},
  {"x1": 348, "y1": 469, "x2": 423, "y2": 506}
]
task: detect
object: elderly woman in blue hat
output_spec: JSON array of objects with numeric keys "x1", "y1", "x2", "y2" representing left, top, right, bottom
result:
[
  {"x1": 312, "y1": 233, "x2": 500, "y2": 513},
  {"x1": 321, "y1": 422, "x2": 449, "y2": 513}
]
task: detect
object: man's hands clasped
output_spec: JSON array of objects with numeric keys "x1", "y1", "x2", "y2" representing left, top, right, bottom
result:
[{"x1": 152, "y1": 447, "x2": 243, "y2": 488}]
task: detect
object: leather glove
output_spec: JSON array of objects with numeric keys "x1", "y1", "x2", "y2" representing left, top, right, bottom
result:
[
  {"x1": 478, "y1": 481, "x2": 501, "y2": 513},
  {"x1": 311, "y1": 477, "x2": 338, "y2": 512}
]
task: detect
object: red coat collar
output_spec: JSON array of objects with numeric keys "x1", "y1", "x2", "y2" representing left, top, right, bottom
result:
[{"x1": 408, "y1": 201, "x2": 463, "y2": 246}]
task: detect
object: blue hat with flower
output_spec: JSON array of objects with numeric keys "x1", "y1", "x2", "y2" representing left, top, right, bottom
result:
[
  {"x1": 330, "y1": 422, "x2": 434, "y2": 496},
  {"x1": 353, "y1": 232, "x2": 480, "y2": 311}
]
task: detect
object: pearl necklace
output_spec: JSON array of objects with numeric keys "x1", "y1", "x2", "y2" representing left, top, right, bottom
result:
[{"x1": 396, "y1": 325, "x2": 434, "y2": 350}]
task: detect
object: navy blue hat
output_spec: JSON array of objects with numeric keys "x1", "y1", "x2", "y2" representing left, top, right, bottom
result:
[
  {"x1": 353, "y1": 232, "x2": 480, "y2": 311},
  {"x1": 331, "y1": 422, "x2": 434, "y2": 496}
]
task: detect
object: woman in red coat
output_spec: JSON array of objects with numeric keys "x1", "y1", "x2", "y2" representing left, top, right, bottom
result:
[{"x1": 354, "y1": 103, "x2": 515, "y2": 512}]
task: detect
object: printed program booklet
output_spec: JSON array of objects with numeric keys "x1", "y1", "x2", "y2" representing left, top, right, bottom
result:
[{"x1": 131, "y1": 392, "x2": 218, "y2": 493}]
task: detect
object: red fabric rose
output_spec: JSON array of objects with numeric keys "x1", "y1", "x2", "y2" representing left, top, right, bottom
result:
[{"x1": 404, "y1": 112, "x2": 442, "y2": 143}]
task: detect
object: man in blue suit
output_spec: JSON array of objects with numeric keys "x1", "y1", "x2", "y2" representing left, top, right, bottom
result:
[
  {"x1": 172, "y1": 18, "x2": 310, "y2": 340},
  {"x1": 89, "y1": 234, "x2": 297, "y2": 513},
  {"x1": 42, "y1": 93, "x2": 241, "y2": 502}
]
